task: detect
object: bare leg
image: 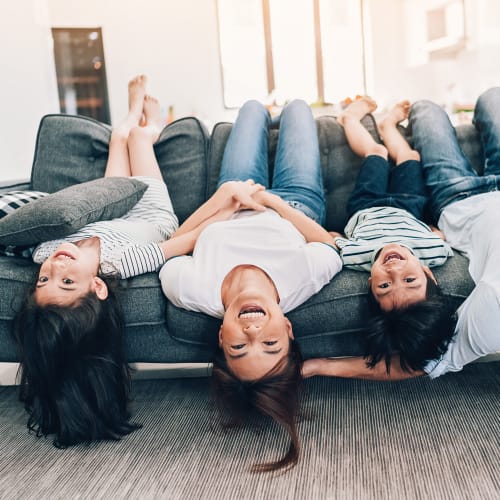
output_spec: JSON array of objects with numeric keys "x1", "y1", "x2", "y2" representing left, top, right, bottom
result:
[
  {"x1": 105, "y1": 75, "x2": 147, "y2": 178},
  {"x1": 127, "y1": 95, "x2": 164, "y2": 180},
  {"x1": 378, "y1": 101, "x2": 420, "y2": 165},
  {"x1": 338, "y1": 97, "x2": 387, "y2": 159}
]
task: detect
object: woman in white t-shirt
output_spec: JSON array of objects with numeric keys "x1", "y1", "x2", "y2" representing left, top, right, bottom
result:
[{"x1": 160, "y1": 99, "x2": 342, "y2": 471}]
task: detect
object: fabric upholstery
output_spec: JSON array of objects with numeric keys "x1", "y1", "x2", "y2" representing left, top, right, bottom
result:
[
  {"x1": 0, "y1": 177, "x2": 147, "y2": 246},
  {"x1": 0, "y1": 113, "x2": 478, "y2": 363},
  {"x1": 0, "y1": 190, "x2": 47, "y2": 257}
]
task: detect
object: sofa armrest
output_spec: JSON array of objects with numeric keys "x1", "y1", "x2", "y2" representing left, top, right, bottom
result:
[{"x1": 0, "y1": 179, "x2": 31, "y2": 193}]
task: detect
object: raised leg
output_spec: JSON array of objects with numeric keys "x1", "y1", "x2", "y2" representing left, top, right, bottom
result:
[
  {"x1": 127, "y1": 95, "x2": 164, "y2": 180},
  {"x1": 105, "y1": 75, "x2": 147, "y2": 178},
  {"x1": 473, "y1": 87, "x2": 500, "y2": 176},
  {"x1": 270, "y1": 100, "x2": 326, "y2": 224},
  {"x1": 217, "y1": 100, "x2": 270, "y2": 188},
  {"x1": 409, "y1": 100, "x2": 486, "y2": 219}
]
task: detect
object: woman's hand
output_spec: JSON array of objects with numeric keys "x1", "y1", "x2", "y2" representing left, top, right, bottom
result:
[{"x1": 218, "y1": 179, "x2": 266, "y2": 212}]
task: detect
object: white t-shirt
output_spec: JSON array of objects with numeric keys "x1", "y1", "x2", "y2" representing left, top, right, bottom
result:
[
  {"x1": 159, "y1": 209, "x2": 342, "y2": 318},
  {"x1": 424, "y1": 191, "x2": 500, "y2": 378}
]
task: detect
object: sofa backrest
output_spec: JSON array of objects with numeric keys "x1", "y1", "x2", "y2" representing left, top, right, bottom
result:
[
  {"x1": 31, "y1": 112, "x2": 484, "y2": 233},
  {"x1": 208, "y1": 115, "x2": 484, "y2": 232},
  {"x1": 30, "y1": 114, "x2": 210, "y2": 225}
]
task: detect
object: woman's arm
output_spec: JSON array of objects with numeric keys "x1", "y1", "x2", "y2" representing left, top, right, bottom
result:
[
  {"x1": 302, "y1": 356, "x2": 425, "y2": 381},
  {"x1": 172, "y1": 180, "x2": 265, "y2": 238},
  {"x1": 160, "y1": 202, "x2": 239, "y2": 258},
  {"x1": 253, "y1": 191, "x2": 335, "y2": 244}
]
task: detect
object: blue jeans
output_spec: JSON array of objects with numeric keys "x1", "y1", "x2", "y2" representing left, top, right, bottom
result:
[
  {"x1": 217, "y1": 99, "x2": 326, "y2": 224},
  {"x1": 409, "y1": 87, "x2": 500, "y2": 220},
  {"x1": 346, "y1": 155, "x2": 427, "y2": 219}
]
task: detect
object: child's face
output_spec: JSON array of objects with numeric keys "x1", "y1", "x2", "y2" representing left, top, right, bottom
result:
[
  {"x1": 369, "y1": 243, "x2": 435, "y2": 311},
  {"x1": 35, "y1": 239, "x2": 106, "y2": 306}
]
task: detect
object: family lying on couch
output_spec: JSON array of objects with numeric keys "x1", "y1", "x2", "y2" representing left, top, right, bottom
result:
[{"x1": 9, "y1": 75, "x2": 500, "y2": 472}]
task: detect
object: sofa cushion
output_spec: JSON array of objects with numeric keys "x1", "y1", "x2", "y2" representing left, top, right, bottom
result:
[
  {"x1": 0, "y1": 190, "x2": 47, "y2": 257},
  {"x1": 0, "y1": 177, "x2": 147, "y2": 246},
  {"x1": 208, "y1": 114, "x2": 381, "y2": 232},
  {"x1": 31, "y1": 115, "x2": 210, "y2": 225}
]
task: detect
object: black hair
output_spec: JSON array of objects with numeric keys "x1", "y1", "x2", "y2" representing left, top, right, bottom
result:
[
  {"x1": 211, "y1": 339, "x2": 303, "y2": 472},
  {"x1": 14, "y1": 278, "x2": 140, "y2": 447},
  {"x1": 365, "y1": 276, "x2": 457, "y2": 373}
]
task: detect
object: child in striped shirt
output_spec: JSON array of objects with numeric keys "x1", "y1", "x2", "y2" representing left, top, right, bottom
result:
[
  {"x1": 332, "y1": 98, "x2": 453, "y2": 313},
  {"x1": 14, "y1": 75, "x2": 196, "y2": 450},
  {"x1": 322, "y1": 97, "x2": 457, "y2": 375}
]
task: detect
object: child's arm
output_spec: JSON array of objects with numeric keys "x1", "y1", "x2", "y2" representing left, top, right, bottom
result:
[
  {"x1": 302, "y1": 356, "x2": 425, "y2": 380},
  {"x1": 160, "y1": 203, "x2": 238, "y2": 258},
  {"x1": 429, "y1": 225, "x2": 446, "y2": 240},
  {"x1": 253, "y1": 191, "x2": 335, "y2": 244},
  {"x1": 172, "y1": 180, "x2": 265, "y2": 238}
]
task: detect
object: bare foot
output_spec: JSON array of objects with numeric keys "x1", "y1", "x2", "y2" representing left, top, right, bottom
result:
[
  {"x1": 142, "y1": 94, "x2": 163, "y2": 142},
  {"x1": 128, "y1": 75, "x2": 147, "y2": 120},
  {"x1": 337, "y1": 96, "x2": 377, "y2": 126},
  {"x1": 379, "y1": 100, "x2": 411, "y2": 129}
]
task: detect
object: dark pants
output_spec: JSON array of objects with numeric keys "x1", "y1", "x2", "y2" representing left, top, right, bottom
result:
[{"x1": 346, "y1": 155, "x2": 427, "y2": 220}]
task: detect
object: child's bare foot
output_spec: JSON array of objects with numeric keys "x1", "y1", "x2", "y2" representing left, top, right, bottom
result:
[
  {"x1": 113, "y1": 75, "x2": 147, "y2": 138},
  {"x1": 337, "y1": 96, "x2": 377, "y2": 126},
  {"x1": 142, "y1": 95, "x2": 163, "y2": 142},
  {"x1": 128, "y1": 75, "x2": 147, "y2": 120},
  {"x1": 379, "y1": 100, "x2": 411, "y2": 129}
]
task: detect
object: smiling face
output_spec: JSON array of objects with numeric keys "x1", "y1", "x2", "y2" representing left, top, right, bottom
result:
[
  {"x1": 219, "y1": 266, "x2": 294, "y2": 381},
  {"x1": 35, "y1": 238, "x2": 108, "y2": 306},
  {"x1": 369, "y1": 243, "x2": 436, "y2": 312}
]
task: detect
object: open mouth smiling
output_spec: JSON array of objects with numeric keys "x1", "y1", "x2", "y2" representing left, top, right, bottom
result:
[
  {"x1": 383, "y1": 252, "x2": 404, "y2": 264},
  {"x1": 238, "y1": 306, "x2": 266, "y2": 319},
  {"x1": 53, "y1": 251, "x2": 76, "y2": 260}
]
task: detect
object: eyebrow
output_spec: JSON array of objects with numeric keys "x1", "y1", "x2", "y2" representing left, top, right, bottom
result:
[
  {"x1": 228, "y1": 348, "x2": 283, "y2": 360},
  {"x1": 35, "y1": 283, "x2": 77, "y2": 292}
]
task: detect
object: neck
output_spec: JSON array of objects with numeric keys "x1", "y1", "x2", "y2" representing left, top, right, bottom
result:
[{"x1": 221, "y1": 265, "x2": 279, "y2": 307}]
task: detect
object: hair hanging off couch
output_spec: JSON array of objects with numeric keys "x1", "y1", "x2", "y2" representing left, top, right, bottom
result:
[
  {"x1": 365, "y1": 276, "x2": 458, "y2": 373},
  {"x1": 14, "y1": 278, "x2": 140, "y2": 447},
  {"x1": 211, "y1": 339, "x2": 304, "y2": 472}
]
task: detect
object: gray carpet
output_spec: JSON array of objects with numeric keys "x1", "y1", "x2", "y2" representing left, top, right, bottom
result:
[{"x1": 1, "y1": 362, "x2": 499, "y2": 500}]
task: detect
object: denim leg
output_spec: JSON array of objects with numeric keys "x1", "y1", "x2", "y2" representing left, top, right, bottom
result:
[
  {"x1": 473, "y1": 87, "x2": 500, "y2": 176},
  {"x1": 217, "y1": 100, "x2": 271, "y2": 188},
  {"x1": 409, "y1": 100, "x2": 490, "y2": 219},
  {"x1": 346, "y1": 155, "x2": 390, "y2": 217},
  {"x1": 269, "y1": 100, "x2": 326, "y2": 224}
]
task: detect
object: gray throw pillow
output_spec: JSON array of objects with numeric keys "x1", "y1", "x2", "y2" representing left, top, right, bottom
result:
[
  {"x1": 0, "y1": 190, "x2": 48, "y2": 257},
  {"x1": 0, "y1": 177, "x2": 147, "y2": 246}
]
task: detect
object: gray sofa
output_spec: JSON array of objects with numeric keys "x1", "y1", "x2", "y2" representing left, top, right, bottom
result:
[{"x1": 0, "y1": 112, "x2": 478, "y2": 363}]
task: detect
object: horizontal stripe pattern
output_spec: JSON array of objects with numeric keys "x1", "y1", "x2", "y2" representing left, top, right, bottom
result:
[
  {"x1": 33, "y1": 177, "x2": 178, "y2": 278},
  {"x1": 336, "y1": 206, "x2": 453, "y2": 271}
]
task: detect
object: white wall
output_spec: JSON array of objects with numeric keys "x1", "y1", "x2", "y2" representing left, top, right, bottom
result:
[
  {"x1": 1, "y1": 0, "x2": 236, "y2": 183},
  {"x1": 47, "y1": 0, "x2": 234, "y2": 128},
  {"x1": 0, "y1": 1, "x2": 59, "y2": 182}
]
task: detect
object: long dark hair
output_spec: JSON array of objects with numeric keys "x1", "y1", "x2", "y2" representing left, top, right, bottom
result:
[
  {"x1": 14, "y1": 279, "x2": 140, "y2": 447},
  {"x1": 365, "y1": 276, "x2": 457, "y2": 373},
  {"x1": 211, "y1": 339, "x2": 303, "y2": 472}
]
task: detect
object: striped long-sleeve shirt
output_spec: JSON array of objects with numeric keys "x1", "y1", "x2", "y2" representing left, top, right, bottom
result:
[
  {"x1": 33, "y1": 177, "x2": 178, "y2": 279},
  {"x1": 334, "y1": 206, "x2": 453, "y2": 271}
]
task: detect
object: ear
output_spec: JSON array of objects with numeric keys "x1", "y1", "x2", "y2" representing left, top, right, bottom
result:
[
  {"x1": 423, "y1": 266, "x2": 438, "y2": 285},
  {"x1": 218, "y1": 325, "x2": 223, "y2": 348},
  {"x1": 93, "y1": 277, "x2": 109, "y2": 300},
  {"x1": 284, "y1": 317, "x2": 294, "y2": 340}
]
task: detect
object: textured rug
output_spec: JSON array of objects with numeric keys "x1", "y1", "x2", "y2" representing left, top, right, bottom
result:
[{"x1": 1, "y1": 362, "x2": 499, "y2": 500}]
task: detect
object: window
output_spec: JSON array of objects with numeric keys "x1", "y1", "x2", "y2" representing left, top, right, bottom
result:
[
  {"x1": 52, "y1": 28, "x2": 111, "y2": 123},
  {"x1": 217, "y1": 0, "x2": 368, "y2": 107}
]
